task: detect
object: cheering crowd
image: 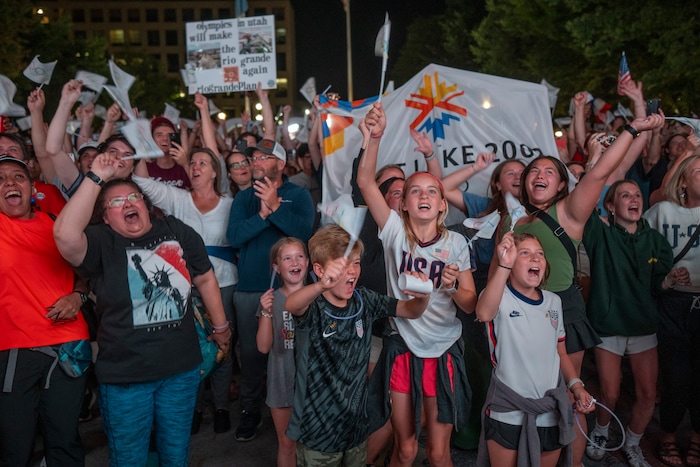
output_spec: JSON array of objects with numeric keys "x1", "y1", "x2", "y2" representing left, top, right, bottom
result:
[{"x1": 1, "y1": 75, "x2": 699, "y2": 467}]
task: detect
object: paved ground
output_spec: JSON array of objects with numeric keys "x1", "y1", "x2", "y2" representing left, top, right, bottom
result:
[{"x1": 32, "y1": 352, "x2": 692, "y2": 466}]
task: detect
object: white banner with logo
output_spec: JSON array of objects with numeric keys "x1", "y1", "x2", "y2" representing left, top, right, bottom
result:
[{"x1": 320, "y1": 63, "x2": 558, "y2": 204}]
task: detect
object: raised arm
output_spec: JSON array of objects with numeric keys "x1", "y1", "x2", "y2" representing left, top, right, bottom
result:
[
  {"x1": 255, "y1": 83, "x2": 275, "y2": 140},
  {"x1": 572, "y1": 92, "x2": 588, "y2": 157},
  {"x1": 280, "y1": 105, "x2": 295, "y2": 151},
  {"x1": 356, "y1": 102, "x2": 391, "y2": 229},
  {"x1": 476, "y1": 232, "x2": 514, "y2": 322},
  {"x1": 98, "y1": 104, "x2": 121, "y2": 143},
  {"x1": 307, "y1": 96, "x2": 323, "y2": 171},
  {"x1": 76, "y1": 102, "x2": 95, "y2": 148},
  {"x1": 285, "y1": 257, "x2": 346, "y2": 316},
  {"x1": 45, "y1": 80, "x2": 82, "y2": 189},
  {"x1": 27, "y1": 88, "x2": 57, "y2": 182},
  {"x1": 411, "y1": 129, "x2": 442, "y2": 178},
  {"x1": 194, "y1": 92, "x2": 221, "y2": 157},
  {"x1": 560, "y1": 112, "x2": 665, "y2": 233},
  {"x1": 441, "y1": 152, "x2": 495, "y2": 212},
  {"x1": 53, "y1": 153, "x2": 116, "y2": 266}
]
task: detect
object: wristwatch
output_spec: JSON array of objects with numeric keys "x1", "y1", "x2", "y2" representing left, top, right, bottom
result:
[
  {"x1": 623, "y1": 125, "x2": 640, "y2": 138},
  {"x1": 85, "y1": 171, "x2": 105, "y2": 187},
  {"x1": 73, "y1": 291, "x2": 89, "y2": 305}
]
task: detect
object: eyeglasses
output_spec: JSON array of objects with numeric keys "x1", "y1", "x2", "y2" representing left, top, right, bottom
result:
[
  {"x1": 248, "y1": 154, "x2": 276, "y2": 163},
  {"x1": 106, "y1": 192, "x2": 144, "y2": 208},
  {"x1": 227, "y1": 160, "x2": 250, "y2": 170}
]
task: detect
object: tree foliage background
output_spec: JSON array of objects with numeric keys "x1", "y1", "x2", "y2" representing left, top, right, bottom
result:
[{"x1": 392, "y1": 0, "x2": 700, "y2": 116}]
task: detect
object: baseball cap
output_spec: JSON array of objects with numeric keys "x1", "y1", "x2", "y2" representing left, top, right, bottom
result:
[
  {"x1": 77, "y1": 141, "x2": 100, "y2": 158},
  {"x1": 254, "y1": 139, "x2": 286, "y2": 162},
  {"x1": 150, "y1": 116, "x2": 176, "y2": 134},
  {"x1": 0, "y1": 154, "x2": 30, "y2": 177}
]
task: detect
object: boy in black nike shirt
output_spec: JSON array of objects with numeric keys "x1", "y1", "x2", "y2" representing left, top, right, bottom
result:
[{"x1": 285, "y1": 225, "x2": 429, "y2": 465}]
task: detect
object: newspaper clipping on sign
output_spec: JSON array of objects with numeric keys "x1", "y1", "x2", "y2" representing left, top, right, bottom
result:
[{"x1": 185, "y1": 15, "x2": 277, "y2": 95}]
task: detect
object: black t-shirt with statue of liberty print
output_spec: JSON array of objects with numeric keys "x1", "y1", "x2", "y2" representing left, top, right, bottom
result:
[
  {"x1": 286, "y1": 286, "x2": 397, "y2": 452},
  {"x1": 79, "y1": 216, "x2": 209, "y2": 384}
]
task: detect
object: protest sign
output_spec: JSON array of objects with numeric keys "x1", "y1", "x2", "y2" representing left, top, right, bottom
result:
[
  {"x1": 319, "y1": 63, "x2": 558, "y2": 204},
  {"x1": 185, "y1": 15, "x2": 277, "y2": 95}
]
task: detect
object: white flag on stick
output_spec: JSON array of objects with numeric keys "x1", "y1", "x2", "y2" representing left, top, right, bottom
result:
[
  {"x1": 103, "y1": 85, "x2": 136, "y2": 121},
  {"x1": 463, "y1": 210, "x2": 501, "y2": 240},
  {"x1": 109, "y1": 59, "x2": 135, "y2": 92},
  {"x1": 375, "y1": 13, "x2": 390, "y2": 102},
  {"x1": 539, "y1": 78, "x2": 559, "y2": 111},
  {"x1": 318, "y1": 194, "x2": 368, "y2": 258},
  {"x1": 208, "y1": 99, "x2": 221, "y2": 116},
  {"x1": 0, "y1": 75, "x2": 26, "y2": 117},
  {"x1": 163, "y1": 103, "x2": 181, "y2": 126},
  {"x1": 299, "y1": 77, "x2": 317, "y2": 105},
  {"x1": 23, "y1": 55, "x2": 57, "y2": 86},
  {"x1": 75, "y1": 70, "x2": 108, "y2": 92},
  {"x1": 120, "y1": 119, "x2": 165, "y2": 160},
  {"x1": 505, "y1": 192, "x2": 527, "y2": 231}
]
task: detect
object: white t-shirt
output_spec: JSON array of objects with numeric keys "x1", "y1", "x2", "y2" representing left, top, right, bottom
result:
[
  {"x1": 379, "y1": 210, "x2": 471, "y2": 357},
  {"x1": 644, "y1": 201, "x2": 700, "y2": 292},
  {"x1": 132, "y1": 175, "x2": 238, "y2": 287},
  {"x1": 487, "y1": 284, "x2": 565, "y2": 426}
]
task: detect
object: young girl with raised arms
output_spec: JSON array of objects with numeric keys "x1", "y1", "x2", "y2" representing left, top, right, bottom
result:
[
  {"x1": 476, "y1": 232, "x2": 594, "y2": 467},
  {"x1": 358, "y1": 101, "x2": 478, "y2": 467},
  {"x1": 256, "y1": 237, "x2": 309, "y2": 467}
]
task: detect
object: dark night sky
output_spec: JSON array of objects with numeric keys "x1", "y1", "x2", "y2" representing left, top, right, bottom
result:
[{"x1": 291, "y1": 0, "x2": 447, "y2": 100}]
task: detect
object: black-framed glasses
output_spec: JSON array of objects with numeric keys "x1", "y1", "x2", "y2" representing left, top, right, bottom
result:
[
  {"x1": 248, "y1": 154, "x2": 276, "y2": 163},
  {"x1": 227, "y1": 160, "x2": 250, "y2": 170},
  {"x1": 106, "y1": 192, "x2": 144, "y2": 209}
]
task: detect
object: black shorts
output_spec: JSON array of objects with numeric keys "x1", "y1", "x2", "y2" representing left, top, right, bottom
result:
[{"x1": 483, "y1": 416, "x2": 565, "y2": 452}]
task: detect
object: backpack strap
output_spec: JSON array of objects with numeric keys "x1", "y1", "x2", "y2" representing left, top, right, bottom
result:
[
  {"x1": 524, "y1": 203, "x2": 578, "y2": 280},
  {"x1": 673, "y1": 223, "x2": 700, "y2": 264}
]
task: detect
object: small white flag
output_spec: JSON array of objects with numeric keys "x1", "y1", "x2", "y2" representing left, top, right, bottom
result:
[
  {"x1": 318, "y1": 194, "x2": 368, "y2": 258},
  {"x1": 109, "y1": 59, "x2": 135, "y2": 92},
  {"x1": 103, "y1": 84, "x2": 136, "y2": 121},
  {"x1": 208, "y1": 99, "x2": 221, "y2": 116},
  {"x1": 120, "y1": 119, "x2": 164, "y2": 159},
  {"x1": 79, "y1": 90, "x2": 99, "y2": 106},
  {"x1": 299, "y1": 77, "x2": 317, "y2": 105},
  {"x1": 0, "y1": 75, "x2": 27, "y2": 117},
  {"x1": 505, "y1": 192, "x2": 527, "y2": 231},
  {"x1": 163, "y1": 103, "x2": 180, "y2": 126},
  {"x1": 181, "y1": 117, "x2": 196, "y2": 129},
  {"x1": 463, "y1": 210, "x2": 501, "y2": 240},
  {"x1": 374, "y1": 13, "x2": 391, "y2": 58},
  {"x1": 94, "y1": 104, "x2": 107, "y2": 120},
  {"x1": 616, "y1": 103, "x2": 633, "y2": 119},
  {"x1": 23, "y1": 55, "x2": 57, "y2": 85},
  {"x1": 75, "y1": 70, "x2": 108, "y2": 92},
  {"x1": 384, "y1": 80, "x2": 394, "y2": 94}
]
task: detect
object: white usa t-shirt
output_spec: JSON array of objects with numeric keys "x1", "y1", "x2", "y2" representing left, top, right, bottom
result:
[{"x1": 379, "y1": 211, "x2": 471, "y2": 357}]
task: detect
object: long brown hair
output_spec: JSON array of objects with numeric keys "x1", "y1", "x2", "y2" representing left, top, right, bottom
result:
[
  {"x1": 520, "y1": 156, "x2": 569, "y2": 210},
  {"x1": 480, "y1": 159, "x2": 525, "y2": 216}
]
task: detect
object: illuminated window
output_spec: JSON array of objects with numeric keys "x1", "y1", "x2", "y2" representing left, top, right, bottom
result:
[
  {"x1": 276, "y1": 28, "x2": 286, "y2": 45},
  {"x1": 110, "y1": 29, "x2": 125, "y2": 45},
  {"x1": 128, "y1": 30, "x2": 141, "y2": 45}
]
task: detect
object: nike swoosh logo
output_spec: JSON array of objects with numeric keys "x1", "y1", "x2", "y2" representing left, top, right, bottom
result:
[
  {"x1": 322, "y1": 330, "x2": 337, "y2": 338},
  {"x1": 509, "y1": 311, "x2": 522, "y2": 317}
]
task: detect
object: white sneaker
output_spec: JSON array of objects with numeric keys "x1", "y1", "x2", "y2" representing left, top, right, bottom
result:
[
  {"x1": 623, "y1": 444, "x2": 651, "y2": 467},
  {"x1": 585, "y1": 431, "x2": 607, "y2": 461}
]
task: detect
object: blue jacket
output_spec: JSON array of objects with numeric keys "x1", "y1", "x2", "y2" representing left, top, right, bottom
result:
[{"x1": 227, "y1": 178, "x2": 315, "y2": 292}]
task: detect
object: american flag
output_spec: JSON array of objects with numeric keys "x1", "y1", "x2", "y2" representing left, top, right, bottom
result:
[{"x1": 617, "y1": 51, "x2": 632, "y2": 95}]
